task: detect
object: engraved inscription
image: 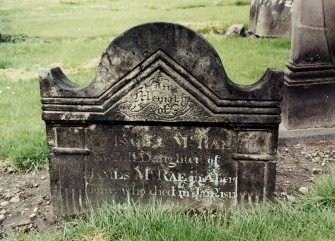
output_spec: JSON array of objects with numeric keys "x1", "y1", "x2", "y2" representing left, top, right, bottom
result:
[
  {"x1": 118, "y1": 71, "x2": 194, "y2": 119},
  {"x1": 85, "y1": 125, "x2": 237, "y2": 204}
]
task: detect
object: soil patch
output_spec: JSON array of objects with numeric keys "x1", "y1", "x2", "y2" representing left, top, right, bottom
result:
[
  {"x1": 276, "y1": 141, "x2": 334, "y2": 199},
  {"x1": 0, "y1": 163, "x2": 58, "y2": 238},
  {"x1": 0, "y1": 141, "x2": 334, "y2": 238}
]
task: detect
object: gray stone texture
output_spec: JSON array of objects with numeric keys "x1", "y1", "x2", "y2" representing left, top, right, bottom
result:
[
  {"x1": 249, "y1": 0, "x2": 293, "y2": 37},
  {"x1": 283, "y1": 0, "x2": 335, "y2": 129},
  {"x1": 279, "y1": 124, "x2": 335, "y2": 144},
  {"x1": 224, "y1": 24, "x2": 245, "y2": 37},
  {"x1": 39, "y1": 22, "x2": 283, "y2": 216}
]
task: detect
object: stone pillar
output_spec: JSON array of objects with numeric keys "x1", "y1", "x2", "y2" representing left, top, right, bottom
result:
[
  {"x1": 282, "y1": 0, "x2": 335, "y2": 129},
  {"x1": 249, "y1": 0, "x2": 293, "y2": 37}
]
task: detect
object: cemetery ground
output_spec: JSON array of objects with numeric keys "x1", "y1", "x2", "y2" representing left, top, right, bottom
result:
[
  {"x1": 0, "y1": 145, "x2": 334, "y2": 240},
  {"x1": 0, "y1": 0, "x2": 334, "y2": 240}
]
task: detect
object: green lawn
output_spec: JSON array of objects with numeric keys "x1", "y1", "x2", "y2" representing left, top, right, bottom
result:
[
  {"x1": 0, "y1": 0, "x2": 288, "y2": 84},
  {"x1": 1, "y1": 0, "x2": 251, "y2": 74},
  {"x1": 1, "y1": 1, "x2": 335, "y2": 241}
]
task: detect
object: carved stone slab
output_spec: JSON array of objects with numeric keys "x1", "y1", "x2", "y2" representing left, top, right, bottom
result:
[
  {"x1": 39, "y1": 22, "x2": 283, "y2": 216},
  {"x1": 283, "y1": 0, "x2": 335, "y2": 129},
  {"x1": 249, "y1": 0, "x2": 293, "y2": 37}
]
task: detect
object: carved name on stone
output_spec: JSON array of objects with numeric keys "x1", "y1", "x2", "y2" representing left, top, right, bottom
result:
[{"x1": 85, "y1": 126, "x2": 236, "y2": 206}]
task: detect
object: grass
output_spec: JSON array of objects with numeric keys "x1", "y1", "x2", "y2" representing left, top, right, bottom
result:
[
  {"x1": 0, "y1": 0, "x2": 290, "y2": 169},
  {"x1": 4, "y1": 169, "x2": 335, "y2": 241},
  {"x1": 208, "y1": 36, "x2": 290, "y2": 84},
  {"x1": 0, "y1": 1, "x2": 249, "y2": 40},
  {"x1": 3, "y1": 1, "x2": 331, "y2": 241},
  {"x1": 0, "y1": 78, "x2": 47, "y2": 169}
]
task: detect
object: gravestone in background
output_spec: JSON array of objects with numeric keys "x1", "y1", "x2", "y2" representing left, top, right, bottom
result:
[
  {"x1": 283, "y1": 0, "x2": 335, "y2": 129},
  {"x1": 39, "y1": 22, "x2": 283, "y2": 216},
  {"x1": 249, "y1": 0, "x2": 293, "y2": 37}
]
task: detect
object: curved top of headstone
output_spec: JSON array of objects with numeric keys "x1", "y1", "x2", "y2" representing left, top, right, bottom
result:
[{"x1": 39, "y1": 22, "x2": 282, "y2": 101}]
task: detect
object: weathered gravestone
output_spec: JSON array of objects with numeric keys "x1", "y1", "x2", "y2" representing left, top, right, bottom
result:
[
  {"x1": 283, "y1": 0, "x2": 335, "y2": 129},
  {"x1": 249, "y1": 0, "x2": 293, "y2": 37},
  {"x1": 39, "y1": 23, "x2": 283, "y2": 216}
]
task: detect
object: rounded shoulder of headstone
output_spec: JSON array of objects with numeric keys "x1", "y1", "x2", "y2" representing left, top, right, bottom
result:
[
  {"x1": 225, "y1": 68, "x2": 283, "y2": 101},
  {"x1": 38, "y1": 66, "x2": 84, "y2": 98}
]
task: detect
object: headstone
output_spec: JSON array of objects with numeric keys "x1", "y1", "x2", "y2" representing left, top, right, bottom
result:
[
  {"x1": 249, "y1": 0, "x2": 293, "y2": 37},
  {"x1": 283, "y1": 0, "x2": 335, "y2": 129},
  {"x1": 39, "y1": 22, "x2": 283, "y2": 216}
]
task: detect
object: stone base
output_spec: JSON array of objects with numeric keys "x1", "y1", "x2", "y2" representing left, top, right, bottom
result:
[
  {"x1": 282, "y1": 70, "x2": 335, "y2": 129},
  {"x1": 279, "y1": 124, "x2": 335, "y2": 144}
]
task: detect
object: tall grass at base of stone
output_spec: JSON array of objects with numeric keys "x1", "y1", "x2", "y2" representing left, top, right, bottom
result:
[
  {"x1": 3, "y1": 170, "x2": 335, "y2": 240},
  {"x1": 298, "y1": 166, "x2": 335, "y2": 210},
  {"x1": 64, "y1": 202, "x2": 335, "y2": 241},
  {"x1": 52, "y1": 171, "x2": 335, "y2": 240}
]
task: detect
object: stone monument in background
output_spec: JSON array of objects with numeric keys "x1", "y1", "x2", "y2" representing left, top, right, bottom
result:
[
  {"x1": 39, "y1": 22, "x2": 283, "y2": 216},
  {"x1": 249, "y1": 0, "x2": 293, "y2": 37},
  {"x1": 283, "y1": 0, "x2": 335, "y2": 129}
]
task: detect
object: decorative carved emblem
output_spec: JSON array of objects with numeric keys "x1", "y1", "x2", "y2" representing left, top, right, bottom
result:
[{"x1": 118, "y1": 70, "x2": 195, "y2": 120}]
